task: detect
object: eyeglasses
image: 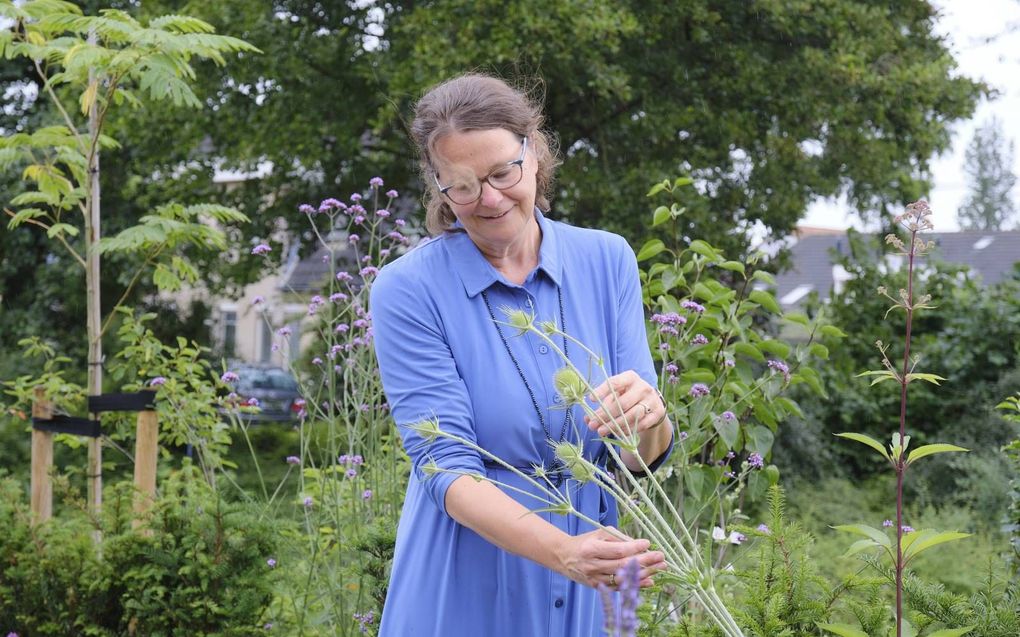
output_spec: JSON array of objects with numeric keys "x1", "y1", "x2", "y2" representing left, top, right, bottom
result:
[{"x1": 434, "y1": 137, "x2": 528, "y2": 206}]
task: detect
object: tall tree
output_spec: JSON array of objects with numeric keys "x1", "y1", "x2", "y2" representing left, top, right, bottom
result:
[
  {"x1": 1, "y1": 0, "x2": 987, "y2": 372},
  {"x1": 957, "y1": 117, "x2": 1018, "y2": 231}
]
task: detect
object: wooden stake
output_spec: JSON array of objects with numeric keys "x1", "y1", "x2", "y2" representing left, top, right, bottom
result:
[
  {"x1": 132, "y1": 408, "x2": 158, "y2": 531},
  {"x1": 30, "y1": 387, "x2": 54, "y2": 525}
]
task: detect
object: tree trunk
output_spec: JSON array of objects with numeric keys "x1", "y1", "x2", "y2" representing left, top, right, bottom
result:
[{"x1": 85, "y1": 46, "x2": 103, "y2": 542}]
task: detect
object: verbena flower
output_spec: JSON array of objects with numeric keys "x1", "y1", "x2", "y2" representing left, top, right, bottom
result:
[
  {"x1": 286, "y1": 456, "x2": 300, "y2": 465},
  {"x1": 362, "y1": 489, "x2": 373, "y2": 501},
  {"x1": 348, "y1": 234, "x2": 360, "y2": 243},
  {"x1": 303, "y1": 496, "x2": 313, "y2": 508},
  {"x1": 221, "y1": 371, "x2": 239, "y2": 383},
  {"x1": 883, "y1": 519, "x2": 894, "y2": 527},
  {"x1": 747, "y1": 452, "x2": 764, "y2": 468},
  {"x1": 692, "y1": 333, "x2": 709, "y2": 345},
  {"x1": 767, "y1": 359, "x2": 791, "y2": 382},
  {"x1": 376, "y1": 209, "x2": 390, "y2": 218},
  {"x1": 299, "y1": 203, "x2": 316, "y2": 215},
  {"x1": 386, "y1": 189, "x2": 399, "y2": 198},
  {"x1": 689, "y1": 383, "x2": 710, "y2": 397},
  {"x1": 901, "y1": 525, "x2": 914, "y2": 533},
  {"x1": 721, "y1": 410, "x2": 736, "y2": 421},
  {"x1": 369, "y1": 176, "x2": 384, "y2": 187},
  {"x1": 350, "y1": 193, "x2": 362, "y2": 202},
  {"x1": 681, "y1": 300, "x2": 706, "y2": 313},
  {"x1": 266, "y1": 558, "x2": 277, "y2": 568},
  {"x1": 251, "y1": 243, "x2": 271, "y2": 256},
  {"x1": 727, "y1": 531, "x2": 745, "y2": 545},
  {"x1": 149, "y1": 376, "x2": 167, "y2": 387},
  {"x1": 252, "y1": 295, "x2": 265, "y2": 305},
  {"x1": 757, "y1": 523, "x2": 770, "y2": 534}
]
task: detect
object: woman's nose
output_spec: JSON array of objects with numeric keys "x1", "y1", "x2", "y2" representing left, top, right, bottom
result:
[{"x1": 478, "y1": 181, "x2": 503, "y2": 208}]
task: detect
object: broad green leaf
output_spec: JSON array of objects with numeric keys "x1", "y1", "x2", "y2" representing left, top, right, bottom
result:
[
  {"x1": 905, "y1": 372, "x2": 947, "y2": 385},
  {"x1": 652, "y1": 206, "x2": 671, "y2": 227},
  {"x1": 816, "y1": 623, "x2": 868, "y2": 637},
  {"x1": 636, "y1": 239, "x2": 665, "y2": 261},
  {"x1": 784, "y1": 312, "x2": 810, "y2": 327},
  {"x1": 820, "y1": 324, "x2": 848, "y2": 338},
  {"x1": 673, "y1": 176, "x2": 693, "y2": 188},
  {"x1": 681, "y1": 369, "x2": 716, "y2": 384},
  {"x1": 856, "y1": 370, "x2": 899, "y2": 386},
  {"x1": 751, "y1": 269, "x2": 776, "y2": 286},
  {"x1": 688, "y1": 239, "x2": 719, "y2": 259},
  {"x1": 844, "y1": 538, "x2": 882, "y2": 557},
  {"x1": 752, "y1": 399, "x2": 778, "y2": 430},
  {"x1": 748, "y1": 289, "x2": 781, "y2": 314},
  {"x1": 836, "y1": 432, "x2": 891, "y2": 461},
  {"x1": 797, "y1": 366, "x2": 827, "y2": 398},
  {"x1": 906, "y1": 443, "x2": 968, "y2": 465},
  {"x1": 733, "y1": 342, "x2": 764, "y2": 362},
  {"x1": 747, "y1": 424, "x2": 773, "y2": 456},
  {"x1": 719, "y1": 260, "x2": 745, "y2": 275},
  {"x1": 925, "y1": 626, "x2": 976, "y2": 637},
  {"x1": 758, "y1": 339, "x2": 791, "y2": 359},
  {"x1": 904, "y1": 531, "x2": 971, "y2": 560},
  {"x1": 832, "y1": 523, "x2": 891, "y2": 548},
  {"x1": 714, "y1": 417, "x2": 739, "y2": 450},
  {"x1": 809, "y1": 343, "x2": 829, "y2": 360},
  {"x1": 6, "y1": 207, "x2": 47, "y2": 229},
  {"x1": 646, "y1": 181, "x2": 669, "y2": 197}
]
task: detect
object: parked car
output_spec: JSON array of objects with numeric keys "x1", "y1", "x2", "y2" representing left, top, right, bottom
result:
[{"x1": 224, "y1": 365, "x2": 304, "y2": 423}]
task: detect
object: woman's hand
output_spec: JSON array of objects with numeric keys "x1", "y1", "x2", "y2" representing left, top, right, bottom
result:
[
  {"x1": 556, "y1": 527, "x2": 666, "y2": 589},
  {"x1": 584, "y1": 370, "x2": 665, "y2": 438}
]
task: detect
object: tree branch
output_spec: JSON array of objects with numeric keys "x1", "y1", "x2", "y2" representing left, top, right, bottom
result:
[{"x1": 3, "y1": 207, "x2": 88, "y2": 268}]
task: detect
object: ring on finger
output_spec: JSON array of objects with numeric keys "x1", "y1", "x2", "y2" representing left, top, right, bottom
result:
[
  {"x1": 637, "y1": 401, "x2": 652, "y2": 416},
  {"x1": 608, "y1": 572, "x2": 616, "y2": 587}
]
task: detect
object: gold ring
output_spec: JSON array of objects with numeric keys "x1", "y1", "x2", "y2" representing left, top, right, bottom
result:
[
  {"x1": 608, "y1": 572, "x2": 616, "y2": 587},
  {"x1": 637, "y1": 401, "x2": 652, "y2": 415}
]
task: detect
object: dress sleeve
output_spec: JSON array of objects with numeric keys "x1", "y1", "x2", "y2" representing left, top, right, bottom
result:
[
  {"x1": 370, "y1": 265, "x2": 485, "y2": 515},
  {"x1": 612, "y1": 236, "x2": 674, "y2": 475}
]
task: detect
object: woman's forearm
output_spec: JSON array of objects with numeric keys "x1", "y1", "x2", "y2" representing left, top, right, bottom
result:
[{"x1": 444, "y1": 474, "x2": 569, "y2": 573}]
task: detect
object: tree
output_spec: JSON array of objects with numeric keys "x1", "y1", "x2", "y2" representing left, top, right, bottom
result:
[
  {"x1": 1, "y1": 0, "x2": 987, "y2": 373},
  {"x1": 957, "y1": 117, "x2": 1018, "y2": 230}
]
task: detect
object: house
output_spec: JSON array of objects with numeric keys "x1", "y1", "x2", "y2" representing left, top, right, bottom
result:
[{"x1": 774, "y1": 229, "x2": 1020, "y2": 308}]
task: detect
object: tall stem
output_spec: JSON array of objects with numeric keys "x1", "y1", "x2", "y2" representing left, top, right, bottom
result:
[
  {"x1": 85, "y1": 36, "x2": 103, "y2": 543},
  {"x1": 895, "y1": 227, "x2": 918, "y2": 637}
]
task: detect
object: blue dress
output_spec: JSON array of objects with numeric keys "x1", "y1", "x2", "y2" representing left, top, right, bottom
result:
[{"x1": 371, "y1": 211, "x2": 672, "y2": 637}]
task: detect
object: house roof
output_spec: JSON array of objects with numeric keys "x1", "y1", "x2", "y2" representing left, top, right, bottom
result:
[{"x1": 774, "y1": 230, "x2": 1020, "y2": 307}]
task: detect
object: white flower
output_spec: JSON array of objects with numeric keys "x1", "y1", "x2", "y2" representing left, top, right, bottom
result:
[
  {"x1": 712, "y1": 526, "x2": 726, "y2": 542},
  {"x1": 727, "y1": 531, "x2": 746, "y2": 545}
]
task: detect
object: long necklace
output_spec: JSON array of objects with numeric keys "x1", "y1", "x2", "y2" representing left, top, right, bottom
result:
[{"x1": 480, "y1": 286, "x2": 573, "y2": 448}]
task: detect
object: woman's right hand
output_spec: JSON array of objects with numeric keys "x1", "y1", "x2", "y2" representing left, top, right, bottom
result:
[{"x1": 556, "y1": 527, "x2": 666, "y2": 589}]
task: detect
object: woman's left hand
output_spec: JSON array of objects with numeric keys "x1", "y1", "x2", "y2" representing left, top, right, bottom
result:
[{"x1": 583, "y1": 370, "x2": 665, "y2": 437}]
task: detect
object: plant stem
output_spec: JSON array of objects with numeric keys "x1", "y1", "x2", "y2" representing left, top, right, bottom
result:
[{"x1": 895, "y1": 223, "x2": 919, "y2": 637}]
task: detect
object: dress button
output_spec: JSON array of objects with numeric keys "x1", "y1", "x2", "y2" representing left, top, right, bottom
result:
[
  {"x1": 539, "y1": 345, "x2": 549, "y2": 354},
  {"x1": 554, "y1": 598, "x2": 564, "y2": 608}
]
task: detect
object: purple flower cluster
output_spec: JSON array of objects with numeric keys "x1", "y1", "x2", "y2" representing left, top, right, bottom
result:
[
  {"x1": 251, "y1": 243, "x2": 271, "y2": 256},
  {"x1": 664, "y1": 362, "x2": 679, "y2": 385},
  {"x1": 747, "y1": 452, "x2": 764, "y2": 469},
  {"x1": 681, "y1": 300, "x2": 706, "y2": 313},
  {"x1": 689, "y1": 383, "x2": 710, "y2": 398},
  {"x1": 149, "y1": 377, "x2": 167, "y2": 387},
  {"x1": 650, "y1": 312, "x2": 687, "y2": 337},
  {"x1": 598, "y1": 557, "x2": 641, "y2": 636},
  {"x1": 221, "y1": 371, "x2": 239, "y2": 384},
  {"x1": 353, "y1": 610, "x2": 376, "y2": 634},
  {"x1": 286, "y1": 455, "x2": 300, "y2": 465},
  {"x1": 720, "y1": 411, "x2": 736, "y2": 421},
  {"x1": 691, "y1": 333, "x2": 709, "y2": 345},
  {"x1": 767, "y1": 359, "x2": 791, "y2": 382}
]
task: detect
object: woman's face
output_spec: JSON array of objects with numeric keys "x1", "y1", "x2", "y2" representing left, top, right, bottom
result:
[{"x1": 432, "y1": 128, "x2": 538, "y2": 256}]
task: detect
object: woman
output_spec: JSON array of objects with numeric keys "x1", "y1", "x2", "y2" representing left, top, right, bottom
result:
[{"x1": 371, "y1": 74, "x2": 674, "y2": 636}]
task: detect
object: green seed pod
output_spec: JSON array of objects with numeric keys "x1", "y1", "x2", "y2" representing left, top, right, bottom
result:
[{"x1": 553, "y1": 366, "x2": 588, "y2": 406}]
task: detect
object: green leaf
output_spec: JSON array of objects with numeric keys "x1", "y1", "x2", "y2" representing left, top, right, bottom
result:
[
  {"x1": 832, "y1": 524, "x2": 891, "y2": 548},
  {"x1": 856, "y1": 370, "x2": 899, "y2": 386},
  {"x1": 748, "y1": 289, "x2": 781, "y2": 314},
  {"x1": 636, "y1": 239, "x2": 666, "y2": 261},
  {"x1": 747, "y1": 424, "x2": 774, "y2": 456},
  {"x1": 646, "y1": 180, "x2": 669, "y2": 197},
  {"x1": 758, "y1": 339, "x2": 791, "y2": 359},
  {"x1": 816, "y1": 623, "x2": 869, "y2": 637},
  {"x1": 784, "y1": 312, "x2": 810, "y2": 327},
  {"x1": 6, "y1": 207, "x2": 47, "y2": 229},
  {"x1": 925, "y1": 626, "x2": 976, "y2": 637},
  {"x1": 903, "y1": 531, "x2": 971, "y2": 560},
  {"x1": 906, "y1": 443, "x2": 968, "y2": 465},
  {"x1": 718, "y1": 260, "x2": 745, "y2": 275},
  {"x1": 688, "y1": 239, "x2": 718, "y2": 260},
  {"x1": 905, "y1": 372, "x2": 947, "y2": 385},
  {"x1": 733, "y1": 342, "x2": 764, "y2": 363},
  {"x1": 652, "y1": 206, "x2": 671, "y2": 227},
  {"x1": 751, "y1": 269, "x2": 777, "y2": 286},
  {"x1": 836, "y1": 432, "x2": 891, "y2": 461},
  {"x1": 713, "y1": 415, "x2": 739, "y2": 450},
  {"x1": 809, "y1": 343, "x2": 830, "y2": 360},
  {"x1": 820, "y1": 324, "x2": 848, "y2": 338},
  {"x1": 46, "y1": 222, "x2": 79, "y2": 238},
  {"x1": 844, "y1": 538, "x2": 882, "y2": 557}
]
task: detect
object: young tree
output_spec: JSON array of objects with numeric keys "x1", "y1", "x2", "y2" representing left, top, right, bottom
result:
[{"x1": 957, "y1": 117, "x2": 1018, "y2": 230}]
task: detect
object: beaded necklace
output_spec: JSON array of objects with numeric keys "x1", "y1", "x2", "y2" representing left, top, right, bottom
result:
[{"x1": 480, "y1": 286, "x2": 574, "y2": 449}]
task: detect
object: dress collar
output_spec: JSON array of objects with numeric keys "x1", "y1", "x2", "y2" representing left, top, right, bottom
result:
[{"x1": 447, "y1": 209, "x2": 563, "y2": 297}]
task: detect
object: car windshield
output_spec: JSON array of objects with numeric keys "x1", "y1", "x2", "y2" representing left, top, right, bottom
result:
[{"x1": 237, "y1": 368, "x2": 299, "y2": 392}]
